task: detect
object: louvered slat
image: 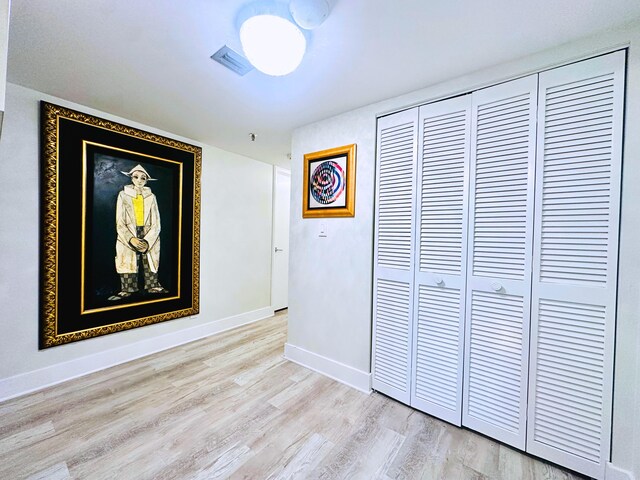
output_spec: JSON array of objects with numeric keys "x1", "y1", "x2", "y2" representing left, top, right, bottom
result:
[
  {"x1": 414, "y1": 285, "x2": 460, "y2": 411},
  {"x1": 420, "y1": 110, "x2": 466, "y2": 274},
  {"x1": 533, "y1": 299, "x2": 605, "y2": 463},
  {"x1": 473, "y1": 92, "x2": 531, "y2": 280},
  {"x1": 528, "y1": 51, "x2": 625, "y2": 480},
  {"x1": 539, "y1": 74, "x2": 615, "y2": 286},
  {"x1": 467, "y1": 291, "x2": 524, "y2": 433},
  {"x1": 377, "y1": 122, "x2": 415, "y2": 270},
  {"x1": 374, "y1": 279, "x2": 411, "y2": 391}
]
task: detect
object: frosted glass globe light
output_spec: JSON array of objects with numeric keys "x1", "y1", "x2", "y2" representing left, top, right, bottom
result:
[{"x1": 240, "y1": 14, "x2": 306, "y2": 76}]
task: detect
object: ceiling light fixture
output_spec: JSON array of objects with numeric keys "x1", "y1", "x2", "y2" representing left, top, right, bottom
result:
[{"x1": 238, "y1": 2, "x2": 307, "y2": 76}]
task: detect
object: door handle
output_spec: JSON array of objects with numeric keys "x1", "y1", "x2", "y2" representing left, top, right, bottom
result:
[
  {"x1": 434, "y1": 276, "x2": 444, "y2": 286},
  {"x1": 275, "y1": 247, "x2": 284, "y2": 252},
  {"x1": 491, "y1": 282, "x2": 503, "y2": 292}
]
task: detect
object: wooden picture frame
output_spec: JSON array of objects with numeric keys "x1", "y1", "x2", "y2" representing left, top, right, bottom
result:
[
  {"x1": 302, "y1": 144, "x2": 356, "y2": 218},
  {"x1": 40, "y1": 101, "x2": 201, "y2": 348}
]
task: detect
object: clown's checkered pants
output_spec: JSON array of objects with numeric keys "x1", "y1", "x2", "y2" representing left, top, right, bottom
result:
[
  {"x1": 119, "y1": 253, "x2": 161, "y2": 293},
  {"x1": 119, "y1": 227, "x2": 161, "y2": 293}
]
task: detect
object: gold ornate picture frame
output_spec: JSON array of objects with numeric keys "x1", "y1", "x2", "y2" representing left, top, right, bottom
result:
[
  {"x1": 302, "y1": 144, "x2": 356, "y2": 218},
  {"x1": 40, "y1": 101, "x2": 201, "y2": 348}
]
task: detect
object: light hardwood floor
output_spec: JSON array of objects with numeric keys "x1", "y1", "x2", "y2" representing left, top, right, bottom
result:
[{"x1": 0, "y1": 311, "x2": 586, "y2": 480}]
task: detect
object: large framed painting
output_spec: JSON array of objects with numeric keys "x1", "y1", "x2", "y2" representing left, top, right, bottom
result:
[
  {"x1": 40, "y1": 101, "x2": 201, "y2": 348},
  {"x1": 302, "y1": 144, "x2": 356, "y2": 218}
]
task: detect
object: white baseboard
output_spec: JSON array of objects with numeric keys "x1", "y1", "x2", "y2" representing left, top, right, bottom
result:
[
  {"x1": 0, "y1": 307, "x2": 274, "y2": 402},
  {"x1": 607, "y1": 463, "x2": 636, "y2": 480},
  {"x1": 284, "y1": 343, "x2": 372, "y2": 394}
]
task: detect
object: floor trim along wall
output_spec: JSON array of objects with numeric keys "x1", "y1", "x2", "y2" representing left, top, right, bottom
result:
[
  {"x1": 284, "y1": 343, "x2": 372, "y2": 394},
  {"x1": 606, "y1": 463, "x2": 636, "y2": 480},
  {"x1": 0, "y1": 306, "x2": 275, "y2": 402}
]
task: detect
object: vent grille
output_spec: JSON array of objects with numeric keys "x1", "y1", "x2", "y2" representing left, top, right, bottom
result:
[{"x1": 211, "y1": 45, "x2": 254, "y2": 76}]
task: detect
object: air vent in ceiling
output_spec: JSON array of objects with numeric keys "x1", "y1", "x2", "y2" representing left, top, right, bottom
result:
[{"x1": 211, "y1": 45, "x2": 254, "y2": 76}]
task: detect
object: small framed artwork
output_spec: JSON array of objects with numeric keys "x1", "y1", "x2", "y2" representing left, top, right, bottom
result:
[
  {"x1": 40, "y1": 101, "x2": 201, "y2": 348},
  {"x1": 302, "y1": 143, "x2": 356, "y2": 218}
]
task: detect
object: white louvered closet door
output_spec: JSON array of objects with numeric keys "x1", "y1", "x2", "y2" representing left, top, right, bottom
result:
[
  {"x1": 527, "y1": 51, "x2": 625, "y2": 480},
  {"x1": 410, "y1": 96, "x2": 471, "y2": 426},
  {"x1": 462, "y1": 75, "x2": 538, "y2": 449},
  {"x1": 372, "y1": 108, "x2": 419, "y2": 403}
]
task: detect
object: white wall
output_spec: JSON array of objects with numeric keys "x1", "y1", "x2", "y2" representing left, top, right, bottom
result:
[
  {"x1": 0, "y1": 0, "x2": 9, "y2": 125},
  {"x1": 0, "y1": 83, "x2": 273, "y2": 390},
  {"x1": 288, "y1": 111, "x2": 376, "y2": 374},
  {"x1": 288, "y1": 20, "x2": 640, "y2": 478},
  {"x1": 200, "y1": 142, "x2": 274, "y2": 321}
]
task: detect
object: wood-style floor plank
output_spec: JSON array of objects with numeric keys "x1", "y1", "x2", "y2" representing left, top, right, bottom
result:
[{"x1": 0, "y1": 311, "x2": 587, "y2": 480}]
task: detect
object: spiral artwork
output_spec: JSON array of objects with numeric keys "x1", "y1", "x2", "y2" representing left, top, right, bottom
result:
[{"x1": 310, "y1": 160, "x2": 345, "y2": 204}]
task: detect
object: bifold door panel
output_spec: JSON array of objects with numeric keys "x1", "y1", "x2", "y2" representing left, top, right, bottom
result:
[
  {"x1": 372, "y1": 108, "x2": 419, "y2": 403},
  {"x1": 410, "y1": 96, "x2": 471, "y2": 426},
  {"x1": 371, "y1": 51, "x2": 625, "y2": 480},
  {"x1": 462, "y1": 74, "x2": 538, "y2": 450},
  {"x1": 527, "y1": 50, "x2": 625, "y2": 479}
]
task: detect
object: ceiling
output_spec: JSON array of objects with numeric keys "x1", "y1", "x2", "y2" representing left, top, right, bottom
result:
[{"x1": 7, "y1": 1, "x2": 640, "y2": 167}]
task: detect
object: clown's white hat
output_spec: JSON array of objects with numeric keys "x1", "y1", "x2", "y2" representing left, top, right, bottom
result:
[{"x1": 121, "y1": 164, "x2": 157, "y2": 181}]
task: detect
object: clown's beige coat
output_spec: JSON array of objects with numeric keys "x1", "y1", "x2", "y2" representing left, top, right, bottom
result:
[{"x1": 115, "y1": 185, "x2": 161, "y2": 274}]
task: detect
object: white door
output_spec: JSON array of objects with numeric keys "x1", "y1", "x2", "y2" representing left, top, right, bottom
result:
[
  {"x1": 527, "y1": 51, "x2": 625, "y2": 480},
  {"x1": 462, "y1": 74, "x2": 538, "y2": 450},
  {"x1": 271, "y1": 166, "x2": 291, "y2": 311},
  {"x1": 411, "y1": 95, "x2": 471, "y2": 426},
  {"x1": 372, "y1": 108, "x2": 419, "y2": 404}
]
